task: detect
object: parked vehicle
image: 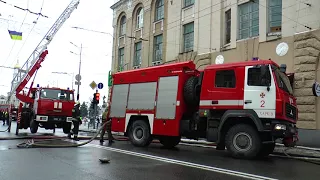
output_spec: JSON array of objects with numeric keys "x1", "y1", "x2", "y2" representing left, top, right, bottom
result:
[{"x1": 107, "y1": 60, "x2": 298, "y2": 159}]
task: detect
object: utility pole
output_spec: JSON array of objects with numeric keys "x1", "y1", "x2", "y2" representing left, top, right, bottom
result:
[
  {"x1": 71, "y1": 72, "x2": 74, "y2": 90},
  {"x1": 77, "y1": 44, "x2": 82, "y2": 101},
  {"x1": 93, "y1": 102, "x2": 97, "y2": 129},
  {"x1": 70, "y1": 42, "x2": 82, "y2": 101}
]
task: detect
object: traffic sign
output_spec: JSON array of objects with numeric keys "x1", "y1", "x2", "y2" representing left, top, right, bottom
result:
[
  {"x1": 75, "y1": 81, "x2": 81, "y2": 85},
  {"x1": 98, "y1": 82, "x2": 103, "y2": 89},
  {"x1": 89, "y1": 81, "x2": 97, "y2": 90},
  {"x1": 75, "y1": 74, "x2": 81, "y2": 81}
]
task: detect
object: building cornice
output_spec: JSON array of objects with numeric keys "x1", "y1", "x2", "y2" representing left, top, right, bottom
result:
[{"x1": 110, "y1": 0, "x2": 128, "y2": 10}]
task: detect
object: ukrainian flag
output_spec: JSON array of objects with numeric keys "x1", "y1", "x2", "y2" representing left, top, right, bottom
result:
[{"x1": 8, "y1": 30, "x2": 22, "y2": 40}]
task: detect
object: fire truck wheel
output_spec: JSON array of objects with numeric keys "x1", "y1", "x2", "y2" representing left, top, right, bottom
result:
[
  {"x1": 30, "y1": 120, "x2": 38, "y2": 134},
  {"x1": 159, "y1": 136, "x2": 181, "y2": 148},
  {"x1": 184, "y1": 76, "x2": 200, "y2": 106},
  {"x1": 128, "y1": 120, "x2": 152, "y2": 147},
  {"x1": 225, "y1": 124, "x2": 261, "y2": 159}
]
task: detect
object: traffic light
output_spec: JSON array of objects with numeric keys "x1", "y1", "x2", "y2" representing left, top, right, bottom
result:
[{"x1": 93, "y1": 92, "x2": 100, "y2": 104}]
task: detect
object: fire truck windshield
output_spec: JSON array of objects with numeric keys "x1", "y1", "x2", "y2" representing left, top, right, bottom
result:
[
  {"x1": 273, "y1": 67, "x2": 293, "y2": 95},
  {"x1": 40, "y1": 89, "x2": 74, "y2": 101}
]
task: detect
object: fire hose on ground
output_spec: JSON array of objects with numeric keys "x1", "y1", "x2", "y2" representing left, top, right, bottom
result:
[
  {"x1": 1, "y1": 122, "x2": 320, "y2": 165},
  {"x1": 16, "y1": 121, "x2": 113, "y2": 148}
]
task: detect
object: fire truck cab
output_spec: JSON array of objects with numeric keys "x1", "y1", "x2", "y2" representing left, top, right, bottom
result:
[
  {"x1": 108, "y1": 60, "x2": 298, "y2": 159},
  {"x1": 16, "y1": 86, "x2": 75, "y2": 134}
]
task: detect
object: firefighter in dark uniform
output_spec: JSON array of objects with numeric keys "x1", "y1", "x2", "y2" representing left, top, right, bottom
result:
[
  {"x1": 68, "y1": 101, "x2": 81, "y2": 141},
  {"x1": 100, "y1": 108, "x2": 114, "y2": 145}
]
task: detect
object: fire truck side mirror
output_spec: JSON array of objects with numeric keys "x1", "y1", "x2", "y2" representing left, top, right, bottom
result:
[{"x1": 280, "y1": 64, "x2": 287, "y2": 73}]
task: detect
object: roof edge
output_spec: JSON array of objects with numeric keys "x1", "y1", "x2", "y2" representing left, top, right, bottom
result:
[{"x1": 110, "y1": 0, "x2": 127, "y2": 10}]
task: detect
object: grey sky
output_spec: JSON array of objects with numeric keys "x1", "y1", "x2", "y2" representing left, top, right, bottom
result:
[{"x1": 0, "y1": 0, "x2": 114, "y2": 103}]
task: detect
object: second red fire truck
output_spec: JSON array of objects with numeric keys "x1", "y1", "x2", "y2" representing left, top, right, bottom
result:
[{"x1": 107, "y1": 60, "x2": 298, "y2": 159}]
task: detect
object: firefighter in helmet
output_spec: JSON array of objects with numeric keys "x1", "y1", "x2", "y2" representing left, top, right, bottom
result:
[
  {"x1": 68, "y1": 101, "x2": 81, "y2": 141},
  {"x1": 100, "y1": 107, "x2": 114, "y2": 145}
]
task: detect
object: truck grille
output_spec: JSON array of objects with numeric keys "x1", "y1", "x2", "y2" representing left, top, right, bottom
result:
[{"x1": 285, "y1": 103, "x2": 297, "y2": 121}]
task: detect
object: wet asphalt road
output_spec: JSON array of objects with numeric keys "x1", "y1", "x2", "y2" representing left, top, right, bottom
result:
[
  {"x1": 1, "y1": 124, "x2": 320, "y2": 180},
  {"x1": 0, "y1": 140, "x2": 245, "y2": 180}
]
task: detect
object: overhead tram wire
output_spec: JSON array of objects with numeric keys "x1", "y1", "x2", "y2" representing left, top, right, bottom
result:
[
  {"x1": 73, "y1": 1, "x2": 311, "y2": 54},
  {"x1": 0, "y1": 0, "x2": 30, "y2": 76},
  {"x1": 249, "y1": 0, "x2": 312, "y2": 30},
  {"x1": 71, "y1": 26, "x2": 114, "y2": 37},
  {"x1": 10, "y1": 0, "x2": 46, "y2": 68},
  {"x1": 111, "y1": 0, "x2": 308, "y2": 41},
  {"x1": 0, "y1": 0, "x2": 48, "y2": 18},
  {"x1": 111, "y1": 0, "x2": 312, "y2": 52}
]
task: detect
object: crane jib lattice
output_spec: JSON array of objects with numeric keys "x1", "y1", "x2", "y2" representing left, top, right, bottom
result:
[{"x1": 7, "y1": 0, "x2": 80, "y2": 103}]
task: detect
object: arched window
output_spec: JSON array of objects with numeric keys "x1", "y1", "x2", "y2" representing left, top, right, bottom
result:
[
  {"x1": 119, "y1": 16, "x2": 126, "y2": 36},
  {"x1": 155, "y1": 0, "x2": 164, "y2": 21},
  {"x1": 136, "y1": 8, "x2": 144, "y2": 29}
]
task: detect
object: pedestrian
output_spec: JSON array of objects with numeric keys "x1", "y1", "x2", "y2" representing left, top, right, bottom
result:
[
  {"x1": 68, "y1": 101, "x2": 81, "y2": 141},
  {"x1": 5, "y1": 111, "x2": 9, "y2": 125},
  {"x1": 100, "y1": 108, "x2": 114, "y2": 145},
  {"x1": 1, "y1": 111, "x2": 4, "y2": 126}
]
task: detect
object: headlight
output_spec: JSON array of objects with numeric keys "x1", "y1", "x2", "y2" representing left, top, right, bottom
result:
[{"x1": 274, "y1": 124, "x2": 287, "y2": 130}]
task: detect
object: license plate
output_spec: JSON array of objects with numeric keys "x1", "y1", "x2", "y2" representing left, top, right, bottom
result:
[{"x1": 54, "y1": 118, "x2": 59, "y2": 120}]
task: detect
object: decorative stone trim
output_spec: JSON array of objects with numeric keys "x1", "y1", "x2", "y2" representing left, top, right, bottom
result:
[{"x1": 293, "y1": 31, "x2": 320, "y2": 129}]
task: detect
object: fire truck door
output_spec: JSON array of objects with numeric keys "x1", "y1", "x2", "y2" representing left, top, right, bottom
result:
[
  {"x1": 156, "y1": 76, "x2": 179, "y2": 119},
  {"x1": 243, "y1": 65, "x2": 276, "y2": 118},
  {"x1": 33, "y1": 90, "x2": 40, "y2": 115}
]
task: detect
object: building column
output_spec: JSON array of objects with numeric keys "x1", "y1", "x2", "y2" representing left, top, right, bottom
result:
[{"x1": 293, "y1": 31, "x2": 320, "y2": 129}]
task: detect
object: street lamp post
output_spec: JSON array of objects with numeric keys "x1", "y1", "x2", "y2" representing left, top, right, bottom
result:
[{"x1": 70, "y1": 42, "x2": 83, "y2": 101}]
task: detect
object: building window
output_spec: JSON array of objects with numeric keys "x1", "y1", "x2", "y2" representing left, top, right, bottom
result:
[
  {"x1": 183, "y1": 22, "x2": 194, "y2": 52},
  {"x1": 215, "y1": 70, "x2": 236, "y2": 88},
  {"x1": 155, "y1": 0, "x2": 164, "y2": 21},
  {"x1": 134, "y1": 42, "x2": 142, "y2": 67},
  {"x1": 118, "y1": 48, "x2": 124, "y2": 71},
  {"x1": 225, "y1": 9, "x2": 231, "y2": 44},
  {"x1": 184, "y1": 0, "x2": 194, "y2": 7},
  {"x1": 119, "y1": 16, "x2": 126, "y2": 36},
  {"x1": 247, "y1": 67, "x2": 271, "y2": 86},
  {"x1": 154, "y1": 34, "x2": 163, "y2": 64},
  {"x1": 238, "y1": 0, "x2": 259, "y2": 40},
  {"x1": 137, "y1": 8, "x2": 144, "y2": 29},
  {"x1": 268, "y1": 0, "x2": 282, "y2": 33}
]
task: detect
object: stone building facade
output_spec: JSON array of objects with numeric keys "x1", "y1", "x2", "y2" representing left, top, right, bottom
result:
[{"x1": 109, "y1": 0, "x2": 320, "y2": 130}]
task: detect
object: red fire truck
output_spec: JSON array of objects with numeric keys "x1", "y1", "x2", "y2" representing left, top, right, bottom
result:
[
  {"x1": 107, "y1": 60, "x2": 298, "y2": 159},
  {"x1": 14, "y1": 51, "x2": 75, "y2": 135}
]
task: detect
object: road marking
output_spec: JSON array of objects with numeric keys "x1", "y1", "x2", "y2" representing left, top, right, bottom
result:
[{"x1": 86, "y1": 144, "x2": 277, "y2": 180}]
